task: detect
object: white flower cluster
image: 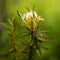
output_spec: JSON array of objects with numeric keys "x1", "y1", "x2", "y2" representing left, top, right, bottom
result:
[
  {"x1": 22, "y1": 11, "x2": 37, "y2": 19},
  {"x1": 22, "y1": 10, "x2": 44, "y2": 31}
]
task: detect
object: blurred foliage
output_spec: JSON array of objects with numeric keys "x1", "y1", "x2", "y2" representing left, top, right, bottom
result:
[{"x1": 0, "y1": 0, "x2": 60, "y2": 60}]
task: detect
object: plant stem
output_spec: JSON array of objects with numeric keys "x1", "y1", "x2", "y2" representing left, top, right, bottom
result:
[
  {"x1": 28, "y1": 23, "x2": 36, "y2": 60},
  {"x1": 10, "y1": 21, "x2": 17, "y2": 50},
  {"x1": 10, "y1": 22, "x2": 17, "y2": 60},
  {"x1": 28, "y1": 33, "x2": 34, "y2": 60},
  {"x1": 28, "y1": 43, "x2": 34, "y2": 60}
]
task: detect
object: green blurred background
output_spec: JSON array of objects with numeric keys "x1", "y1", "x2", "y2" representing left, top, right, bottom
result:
[{"x1": 0, "y1": 0, "x2": 60, "y2": 60}]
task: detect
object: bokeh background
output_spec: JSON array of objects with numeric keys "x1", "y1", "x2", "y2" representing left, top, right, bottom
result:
[{"x1": 0, "y1": 0, "x2": 60, "y2": 60}]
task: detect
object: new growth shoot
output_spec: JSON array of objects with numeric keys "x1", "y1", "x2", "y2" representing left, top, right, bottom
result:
[{"x1": 17, "y1": 9, "x2": 49, "y2": 60}]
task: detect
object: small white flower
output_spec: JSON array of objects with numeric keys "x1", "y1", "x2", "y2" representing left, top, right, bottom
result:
[
  {"x1": 33, "y1": 12, "x2": 37, "y2": 18},
  {"x1": 22, "y1": 10, "x2": 37, "y2": 20},
  {"x1": 26, "y1": 11, "x2": 33, "y2": 18}
]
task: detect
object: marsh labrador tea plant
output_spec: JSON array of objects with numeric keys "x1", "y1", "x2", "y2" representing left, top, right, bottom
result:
[{"x1": 17, "y1": 10, "x2": 49, "y2": 60}]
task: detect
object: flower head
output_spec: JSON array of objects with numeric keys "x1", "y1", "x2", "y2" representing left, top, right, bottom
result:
[{"x1": 21, "y1": 10, "x2": 44, "y2": 31}]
